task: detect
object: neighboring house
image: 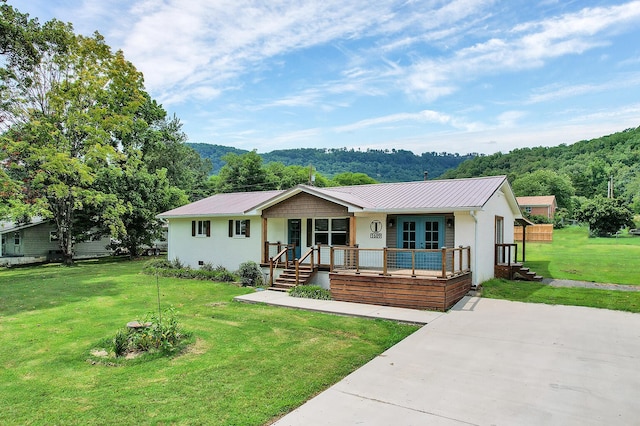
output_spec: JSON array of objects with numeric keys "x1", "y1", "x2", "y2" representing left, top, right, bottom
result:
[
  {"x1": 159, "y1": 176, "x2": 526, "y2": 311},
  {"x1": 516, "y1": 195, "x2": 557, "y2": 220},
  {"x1": 0, "y1": 218, "x2": 111, "y2": 266}
]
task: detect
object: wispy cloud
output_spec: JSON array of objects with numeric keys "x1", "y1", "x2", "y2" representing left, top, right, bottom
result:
[
  {"x1": 334, "y1": 110, "x2": 472, "y2": 133},
  {"x1": 405, "y1": 1, "x2": 640, "y2": 101},
  {"x1": 527, "y1": 72, "x2": 640, "y2": 103}
]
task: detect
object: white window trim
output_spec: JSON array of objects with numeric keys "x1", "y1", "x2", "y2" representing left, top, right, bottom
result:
[
  {"x1": 195, "y1": 220, "x2": 209, "y2": 237},
  {"x1": 233, "y1": 220, "x2": 247, "y2": 238}
]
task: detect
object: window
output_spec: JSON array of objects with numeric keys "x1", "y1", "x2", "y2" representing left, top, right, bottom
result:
[
  {"x1": 524, "y1": 206, "x2": 532, "y2": 214},
  {"x1": 14, "y1": 232, "x2": 20, "y2": 245},
  {"x1": 310, "y1": 218, "x2": 348, "y2": 246},
  {"x1": 402, "y1": 221, "x2": 416, "y2": 249},
  {"x1": 228, "y1": 220, "x2": 250, "y2": 238},
  {"x1": 424, "y1": 221, "x2": 439, "y2": 249},
  {"x1": 191, "y1": 220, "x2": 211, "y2": 237}
]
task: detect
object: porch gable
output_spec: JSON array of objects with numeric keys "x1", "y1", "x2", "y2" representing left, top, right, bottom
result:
[{"x1": 262, "y1": 192, "x2": 349, "y2": 218}]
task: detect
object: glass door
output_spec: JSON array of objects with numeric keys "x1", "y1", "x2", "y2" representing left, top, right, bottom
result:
[
  {"x1": 397, "y1": 216, "x2": 444, "y2": 269},
  {"x1": 287, "y1": 219, "x2": 302, "y2": 260}
]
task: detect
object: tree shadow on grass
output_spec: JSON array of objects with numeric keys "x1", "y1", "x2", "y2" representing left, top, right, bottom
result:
[
  {"x1": 0, "y1": 259, "x2": 133, "y2": 316},
  {"x1": 523, "y1": 260, "x2": 551, "y2": 278}
]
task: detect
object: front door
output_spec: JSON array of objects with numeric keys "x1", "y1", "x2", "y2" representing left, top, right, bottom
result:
[
  {"x1": 287, "y1": 219, "x2": 302, "y2": 260},
  {"x1": 397, "y1": 216, "x2": 444, "y2": 269}
]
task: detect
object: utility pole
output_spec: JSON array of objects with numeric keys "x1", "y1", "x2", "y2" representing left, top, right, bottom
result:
[{"x1": 607, "y1": 175, "x2": 614, "y2": 198}]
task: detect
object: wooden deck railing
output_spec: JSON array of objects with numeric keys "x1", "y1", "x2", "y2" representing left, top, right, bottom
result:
[{"x1": 330, "y1": 246, "x2": 471, "y2": 279}]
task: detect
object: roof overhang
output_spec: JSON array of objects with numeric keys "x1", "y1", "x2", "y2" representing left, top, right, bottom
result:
[{"x1": 0, "y1": 218, "x2": 48, "y2": 234}]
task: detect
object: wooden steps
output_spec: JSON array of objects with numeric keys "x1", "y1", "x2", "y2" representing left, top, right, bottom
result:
[
  {"x1": 495, "y1": 263, "x2": 543, "y2": 282},
  {"x1": 513, "y1": 266, "x2": 543, "y2": 282},
  {"x1": 269, "y1": 266, "x2": 314, "y2": 291}
]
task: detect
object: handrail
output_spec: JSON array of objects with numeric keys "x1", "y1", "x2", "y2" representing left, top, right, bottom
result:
[
  {"x1": 269, "y1": 245, "x2": 292, "y2": 286},
  {"x1": 295, "y1": 246, "x2": 316, "y2": 284}
]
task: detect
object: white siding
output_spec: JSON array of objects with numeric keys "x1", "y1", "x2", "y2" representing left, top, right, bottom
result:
[
  {"x1": 468, "y1": 188, "x2": 517, "y2": 286},
  {"x1": 354, "y1": 213, "x2": 387, "y2": 250},
  {"x1": 167, "y1": 216, "x2": 262, "y2": 271}
]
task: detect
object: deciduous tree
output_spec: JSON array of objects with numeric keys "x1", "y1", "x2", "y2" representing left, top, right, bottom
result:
[{"x1": 575, "y1": 196, "x2": 634, "y2": 237}]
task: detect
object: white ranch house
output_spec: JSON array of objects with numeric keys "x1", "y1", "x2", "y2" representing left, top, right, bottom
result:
[{"x1": 159, "y1": 175, "x2": 527, "y2": 310}]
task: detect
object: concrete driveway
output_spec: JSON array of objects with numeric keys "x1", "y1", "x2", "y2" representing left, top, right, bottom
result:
[{"x1": 274, "y1": 297, "x2": 640, "y2": 425}]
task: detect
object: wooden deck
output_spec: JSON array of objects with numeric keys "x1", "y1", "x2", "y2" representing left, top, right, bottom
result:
[{"x1": 329, "y1": 271, "x2": 472, "y2": 311}]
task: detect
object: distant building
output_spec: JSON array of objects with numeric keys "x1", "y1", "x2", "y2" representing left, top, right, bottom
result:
[
  {"x1": 516, "y1": 196, "x2": 557, "y2": 220},
  {"x1": 0, "y1": 218, "x2": 111, "y2": 266}
]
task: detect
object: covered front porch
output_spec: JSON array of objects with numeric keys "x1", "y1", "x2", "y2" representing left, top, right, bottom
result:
[{"x1": 262, "y1": 242, "x2": 473, "y2": 311}]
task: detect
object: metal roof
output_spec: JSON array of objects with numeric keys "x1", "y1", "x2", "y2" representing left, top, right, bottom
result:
[
  {"x1": 310, "y1": 175, "x2": 509, "y2": 211},
  {"x1": 159, "y1": 176, "x2": 512, "y2": 218},
  {"x1": 158, "y1": 190, "x2": 285, "y2": 218}
]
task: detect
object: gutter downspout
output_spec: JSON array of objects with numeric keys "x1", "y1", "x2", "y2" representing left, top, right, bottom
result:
[{"x1": 470, "y1": 210, "x2": 478, "y2": 288}]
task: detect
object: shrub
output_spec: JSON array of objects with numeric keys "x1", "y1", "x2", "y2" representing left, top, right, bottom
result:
[
  {"x1": 142, "y1": 260, "x2": 238, "y2": 282},
  {"x1": 143, "y1": 258, "x2": 173, "y2": 271},
  {"x1": 170, "y1": 257, "x2": 185, "y2": 269},
  {"x1": 110, "y1": 307, "x2": 191, "y2": 357},
  {"x1": 237, "y1": 261, "x2": 264, "y2": 286},
  {"x1": 200, "y1": 262, "x2": 216, "y2": 271},
  {"x1": 289, "y1": 285, "x2": 332, "y2": 300}
]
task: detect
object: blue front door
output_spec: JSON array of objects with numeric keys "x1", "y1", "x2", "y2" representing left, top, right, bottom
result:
[
  {"x1": 287, "y1": 219, "x2": 302, "y2": 260},
  {"x1": 397, "y1": 216, "x2": 444, "y2": 269}
]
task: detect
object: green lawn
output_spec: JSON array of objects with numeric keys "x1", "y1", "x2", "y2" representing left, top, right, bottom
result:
[
  {"x1": 520, "y1": 225, "x2": 640, "y2": 285},
  {"x1": 481, "y1": 225, "x2": 640, "y2": 312},
  {"x1": 481, "y1": 279, "x2": 640, "y2": 313},
  {"x1": 0, "y1": 259, "x2": 418, "y2": 425}
]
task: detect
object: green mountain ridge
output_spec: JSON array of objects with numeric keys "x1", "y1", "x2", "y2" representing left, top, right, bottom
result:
[
  {"x1": 187, "y1": 143, "x2": 475, "y2": 182},
  {"x1": 442, "y1": 126, "x2": 640, "y2": 211},
  {"x1": 189, "y1": 125, "x2": 640, "y2": 213}
]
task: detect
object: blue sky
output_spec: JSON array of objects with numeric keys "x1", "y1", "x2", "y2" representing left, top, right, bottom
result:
[{"x1": 14, "y1": 0, "x2": 640, "y2": 155}]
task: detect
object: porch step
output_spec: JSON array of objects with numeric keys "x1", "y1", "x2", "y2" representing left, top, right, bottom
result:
[
  {"x1": 495, "y1": 263, "x2": 543, "y2": 282},
  {"x1": 514, "y1": 267, "x2": 544, "y2": 282},
  {"x1": 268, "y1": 267, "x2": 314, "y2": 291}
]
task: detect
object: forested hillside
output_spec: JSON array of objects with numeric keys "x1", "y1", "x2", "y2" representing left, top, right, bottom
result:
[
  {"x1": 187, "y1": 143, "x2": 474, "y2": 182},
  {"x1": 442, "y1": 126, "x2": 640, "y2": 212}
]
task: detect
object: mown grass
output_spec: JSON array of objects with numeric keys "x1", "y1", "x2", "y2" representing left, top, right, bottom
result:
[
  {"x1": 520, "y1": 226, "x2": 640, "y2": 285},
  {"x1": 481, "y1": 225, "x2": 640, "y2": 312},
  {"x1": 481, "y1": 279, "x2": 640, "y2": 313},
  {"x1": 0, "y1": 259, "x2": 418, "y2": 425}
]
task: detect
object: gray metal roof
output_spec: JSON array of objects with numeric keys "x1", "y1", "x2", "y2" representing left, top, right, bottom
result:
[
  {"x1": 313, "y1": 175, "x2": 508, "y2": 211},
  {"x1": 159, "y1": 176, "x2": 511, "y2": 218},
  {"x1": 158, "y1": 190, "x2": 285, "y2": 218}
]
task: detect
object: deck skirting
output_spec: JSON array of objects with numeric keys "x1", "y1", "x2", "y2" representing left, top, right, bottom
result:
[{"x1": 329, "y1": 272, "x2": 472, "y2": 311}]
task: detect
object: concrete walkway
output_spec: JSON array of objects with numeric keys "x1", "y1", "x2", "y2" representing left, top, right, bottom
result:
[
  {"x1": 236, "y1": 291, "x2": 640, "y2": 425},
  {"x1": 234, "y1": 290, "x2": 444, "y2": 324},
  {"x1": 544, "y1": 278, "x2": 640, "y2": 291}
]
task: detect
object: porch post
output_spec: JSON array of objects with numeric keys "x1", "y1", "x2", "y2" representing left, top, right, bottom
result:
[
  {"x1": 349, "y1": 215, "x2": 356, "y2": 247},
  {"x1": 522, "y1": 224, "x2": 527, "y2": 262},
  {"x1": 262, "y1": 217, "x2": 268, "y2": 263}
]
